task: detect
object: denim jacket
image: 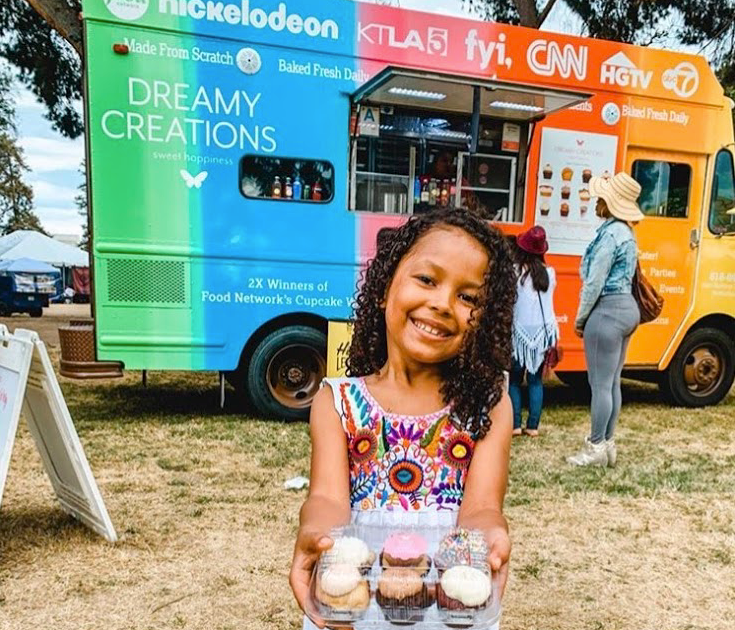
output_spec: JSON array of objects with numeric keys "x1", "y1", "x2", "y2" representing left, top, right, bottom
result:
[{"x1": 575, "y1": 218, "x2": 637, "y2": 328}]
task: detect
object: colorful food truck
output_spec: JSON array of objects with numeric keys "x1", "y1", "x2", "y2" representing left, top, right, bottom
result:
[{"x1": 80, "y1": 0, "x2": 735, "y2": 418}]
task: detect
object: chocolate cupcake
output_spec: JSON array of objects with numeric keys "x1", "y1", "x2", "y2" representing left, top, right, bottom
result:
[
  {"x1": 376, "y1": 567, "x2": 432, "y2": 624},
  {"x1": 560, "y1": 203, "x2": 570, "y2": 217},
  {"x1": 561, "y1": 185, "x2": 571, "y2": 200},
  {"x1": 542, "y1": 163, "x2": 553, "y2": 179},
  {"x1": 540, "y1": 201, "x2": 550, "y2": 216},
  {"x1": 314, "y1": 563, "x2": 370, "y2": 618},
  {"x1": 436, "y1": 565, "x2": 492, "y2": 612},
  {"x1": 380, "y1": 532, "x2": 431, "y2": 576},
  {"x1": 582, "y1": 168, "x2": 592, "y2": 183}
]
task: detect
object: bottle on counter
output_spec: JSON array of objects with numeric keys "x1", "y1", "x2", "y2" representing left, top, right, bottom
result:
[
  {"x1": 272, "y1": 176, "x2": 282, "y2": 198},
  {"x1": 312, "y1": 180, "x2": 323, "y2": 201},
  {"x1": 428, "y1": 178, "x2": 438, "y2": 206},
  {"x1": 285, "y1": 177, "x2": 293, "y2": 199},
  {"x1": 420, "y1": 179, "x2": 430, "y2": 203},
  {"x1": 303, "y1": 184, "x2": 311, "y2": 200},
  {"x1": 414, "y1": 176, "x2": 421, "y2": 205},
  {"x1": 293, "y1": 176, "x2": 302, "y2": 200},
  {"x1": 440, "y1": 180, "x2": 449, "y2": 207}
]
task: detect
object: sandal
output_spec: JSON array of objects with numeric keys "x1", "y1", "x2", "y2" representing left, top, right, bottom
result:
[{"x1": 523, "y1": 429, "x2": 539, "y2": 438}]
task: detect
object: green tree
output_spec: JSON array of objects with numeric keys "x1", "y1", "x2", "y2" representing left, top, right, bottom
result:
[
  {"x1": 0, "y1": 65, "x2": 48, "y2": 235},
  {"x1": 0, "y1": 0, "x2": 83, "y2": 139}
]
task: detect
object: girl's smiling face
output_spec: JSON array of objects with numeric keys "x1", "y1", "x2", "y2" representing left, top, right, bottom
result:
[{"x1": 382, "y1": 226, "x2": 489, "y2": 367}]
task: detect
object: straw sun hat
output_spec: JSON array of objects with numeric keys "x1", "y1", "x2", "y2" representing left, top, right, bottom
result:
[{"x1": 589, "y1": 172, "x2": 644, "y2": 222}]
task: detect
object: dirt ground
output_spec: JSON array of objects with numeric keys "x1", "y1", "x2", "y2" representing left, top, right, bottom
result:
[{"x1": 0, "y1": 313, "x2": 733, "y2": 630}]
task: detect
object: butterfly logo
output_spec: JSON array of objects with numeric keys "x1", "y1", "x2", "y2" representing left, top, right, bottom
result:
[
  {"x1": 180, "y1": 169, "x2": 208, "y2": 189},
  {"x1": 576, "y1": 140, "x2": 584, "y2": 146}
]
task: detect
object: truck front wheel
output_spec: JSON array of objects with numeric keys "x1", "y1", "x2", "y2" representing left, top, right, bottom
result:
[
  {"x1": 247, "y1": 325, "x2": 327, "y2": 421},
  {"x1": 660, "y1": 327, "x2": 735, "y2": 407}
]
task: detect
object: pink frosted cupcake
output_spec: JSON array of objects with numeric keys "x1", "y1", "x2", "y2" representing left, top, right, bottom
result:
[{"x1": 380, "y1": 532, "x2": 432, "y2": 576}]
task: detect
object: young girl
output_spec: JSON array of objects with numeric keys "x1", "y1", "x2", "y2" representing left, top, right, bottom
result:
[
  {"x1": 509, "y1": 226, "x2": 558, "y2": 437},
  {"x1": 289, "y1": 209, "x2": 517, "y2": 629}
]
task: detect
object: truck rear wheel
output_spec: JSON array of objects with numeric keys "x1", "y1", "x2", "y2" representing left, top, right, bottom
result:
[
  {"x1": 247, "y1": 325, "x2": 327, "y2": 421},
  {"x1": 660, "y1": 327, "x2": 735, "y2": 407}
]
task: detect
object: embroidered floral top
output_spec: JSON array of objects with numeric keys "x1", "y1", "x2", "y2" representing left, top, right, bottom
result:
[{"x1": 322, "y1": 377, "x2": 477, "y2": 512}]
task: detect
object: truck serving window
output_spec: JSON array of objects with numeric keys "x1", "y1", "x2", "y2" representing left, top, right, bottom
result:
[
  {"x1": 632, "y1": 160, "x2": 691, "y2": 218},
  {"x1": 351, "y1": 110, "x2": 518, "y2": 220},
  {"x1": 349, "y1": 67, "x2": 590, "y2": 222},
  {"x1": 239, "y1": 156, "x2": 334, "y2": 203},
  {"x1": 708, "y1": 150, "x2": 735, "y2": 235}
]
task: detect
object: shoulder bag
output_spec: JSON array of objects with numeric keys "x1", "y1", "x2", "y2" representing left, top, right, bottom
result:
[
  {"x1": 537, "y1": 290, "x2": 562, "y2": 376},
  {"x1": 632, "y1": 260, "x2": 664, "y2": 324}
]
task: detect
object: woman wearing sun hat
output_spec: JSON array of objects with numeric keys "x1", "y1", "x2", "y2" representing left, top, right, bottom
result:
[
  {"x1": 568, "y1": 172, "x2": 644, "y2": 467},
  {"x1": 509, "y1": 225, "x2": 558, "y2": 437}
]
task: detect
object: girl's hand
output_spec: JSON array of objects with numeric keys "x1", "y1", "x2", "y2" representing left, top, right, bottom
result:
[
  {"x1": 574, "y1": 324, "x2": 584, "y2": 338},
  {"x1": 486, "y1": 526, "x2": 511, "y2": 599},
  {"x1": 289, "y1": 528, "x2": 334, "y2": 627}
]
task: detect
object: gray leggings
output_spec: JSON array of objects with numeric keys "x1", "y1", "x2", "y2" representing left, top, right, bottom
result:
[{"x1": 584, "y1": 294, "x2": 640, "y2": 444}]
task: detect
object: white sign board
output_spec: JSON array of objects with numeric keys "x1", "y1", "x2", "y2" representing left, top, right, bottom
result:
[
  {"x1": 0, "y1": 327, "x2": 117, "y2": 542},
  {"x1": 535, "y1": 127, "x2": 618, "y2": 255},
  {"x1": 359, "y1": 106, "x2": 380, "y2": 137},
  {"x1": 0, "y1": 325, "x2": 34, "y2": 502}
]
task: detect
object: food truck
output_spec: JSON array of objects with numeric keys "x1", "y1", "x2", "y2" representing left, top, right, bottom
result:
[{"x1": 79, "y1": 0, "x2": 735, "y2": 418}]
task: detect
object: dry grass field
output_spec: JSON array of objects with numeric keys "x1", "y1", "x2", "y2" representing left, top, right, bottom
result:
[{"x1": 0, "y1": 307, "x2": 733, "y2": 630}]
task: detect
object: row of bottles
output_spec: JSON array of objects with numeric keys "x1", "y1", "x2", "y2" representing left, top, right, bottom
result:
[
  {"x1": 414, "y1": 177, "x2": 455, "y2": 208},
  {"x1": 272, "y1": 176, "x2": 323, "y2": 201}
]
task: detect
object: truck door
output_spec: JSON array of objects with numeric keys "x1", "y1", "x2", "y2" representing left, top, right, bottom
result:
[{"x1": 624, "y1": 148, "x2": 705, "y2": 366}]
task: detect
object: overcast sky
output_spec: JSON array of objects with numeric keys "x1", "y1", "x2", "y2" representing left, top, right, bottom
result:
[{"x1": 9, "y1": 0, "x2": 594, "y2": 238}]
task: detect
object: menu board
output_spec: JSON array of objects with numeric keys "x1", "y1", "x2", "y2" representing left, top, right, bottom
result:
[{"x1": 535, "y1": 128, "x2": 619, "y2": 256}]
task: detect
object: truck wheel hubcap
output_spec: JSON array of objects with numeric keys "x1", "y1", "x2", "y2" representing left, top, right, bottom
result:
[
  {"x1": 683, "y1": 345, "x2": 723, "y2": 396},
  {"x1": 267, "y1": 344, "x2": 326, "y2": 409}
]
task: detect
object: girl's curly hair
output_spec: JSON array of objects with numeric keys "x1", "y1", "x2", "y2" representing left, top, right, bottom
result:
[{"x1": 346, "y1": 208, "x2": 517, "y2": 439}]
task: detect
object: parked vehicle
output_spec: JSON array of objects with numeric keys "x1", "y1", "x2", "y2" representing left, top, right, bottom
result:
[
  {"x1": 0, "y1": 258, "x2": 61, "y2": 317},
  {"x1": 80, "y1": 0, "x2": 735, "y2": 417}
]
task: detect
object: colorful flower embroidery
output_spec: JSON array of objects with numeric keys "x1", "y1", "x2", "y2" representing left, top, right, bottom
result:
[{"x1": 337, "y1": 379, "x2": 476, "y2": 511}]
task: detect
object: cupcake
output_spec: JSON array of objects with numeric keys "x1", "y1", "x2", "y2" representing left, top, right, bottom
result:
[
  {"x1": 381, "y1": 532, "x2": 431, "y2": 576},
  {"x1": 436, "y1": 565, "x2": 492, "y2": 612},
  {"x1": 376, "y1": 567, "x2": 432, "y2": 623},
  {"x1": 582, "y1": 168, "x2": 592, "y2": 183},
  {"x1": 434, "y1": 529, "x2": 487, "y2": 571},
  {"x1": 314, "y1": 563, "x2": 370, "y2": 616},
  {"x1": 579, "y1": 188, "x2": 590, "y2": 202},
  {"x1": 540, "y1": 201, "x2": 550, "y2": 216},
  {"x1": 542, "y1": 163, "x2": 553, "y2": 179},
  {"x1": 560, "y1": 203, "x2": 570, "y2": 217},
  {"x1": 561, "y1": 185, "x2": 571, "y2": 200},
  {"x1": 539, "y1": 185, "x2": 553, "y2": 198},
  {"x1": 562, "y1": 167, "x2": 573, "y2": 181},
  {"x1": 330, "y1": 536, "x2": 375, "y2": 575}
]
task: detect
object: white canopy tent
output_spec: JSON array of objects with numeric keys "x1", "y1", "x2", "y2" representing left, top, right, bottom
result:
[{"x1": 0, "y1": 231, "x2": 88, "y2": 268}]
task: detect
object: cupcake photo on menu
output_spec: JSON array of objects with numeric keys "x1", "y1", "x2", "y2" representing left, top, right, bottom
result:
[
  {"x1": 543, "y1": 163, "x2": 553, "y2": 179},
  {"x1": 539, "y1": 185, "x2": 553, "y2": 197},
  {"x1": 540, "y1": 201, "x2": 550, "y2": 216},
  {"x1": 560, "y1": 203, "x2": 570, "y2": 217},
  {"x1": 562, "y1": 167, "x2": 573, "y2": 181},
  {"x1": 579, "y1": 188, "x2": 591, "y2": 202},
  {"x1": 561, "y1": 185, "x2": 571, "y2": 200},
  {"x1": 582, "y1": 168, "x2": 592, "y2": 183},
  {"x1": 580, "y1": 205, "x2": 588, "y2": 215}
]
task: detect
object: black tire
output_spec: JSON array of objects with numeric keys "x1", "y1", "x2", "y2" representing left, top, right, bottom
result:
[
  {"x1": 659, "y1": 327, "x2": 735, "y2": 407},
  {"x1": 246, "y1": 325, "x2": 327, "y2": 421},
  {"x1": 29, "y1": 308, "x2": 43, "y2": 318}
]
